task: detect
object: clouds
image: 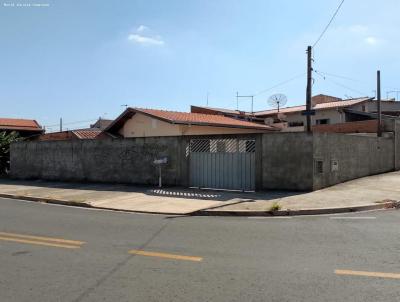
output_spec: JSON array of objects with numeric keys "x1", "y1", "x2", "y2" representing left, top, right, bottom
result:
[
  {"x1": 128, "y1": 25, "x2": 164, "y2": 46},
  {"x1": 348, "y1": 24, "x2": 382, "y2": 46},
  {"x1": 364, "y1": 36, "x2": 378, "y2": 45}
]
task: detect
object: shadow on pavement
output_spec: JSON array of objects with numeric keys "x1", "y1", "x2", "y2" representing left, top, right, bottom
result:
[{"x1": 0, "y1": 179, "x2": 303, "y2": 203}]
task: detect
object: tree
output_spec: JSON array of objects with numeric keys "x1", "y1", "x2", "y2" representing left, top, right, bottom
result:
[{"x1": 0, "y1": 131, "x2": 20, "y2": 175}]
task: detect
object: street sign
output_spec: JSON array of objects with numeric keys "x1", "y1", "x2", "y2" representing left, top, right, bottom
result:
[
  {"x1": 153, "y1": 157, "x2": 168, "y2": 165},
  {"x1": 301, "y1": 110, "x2": 316, "y2": 116}
]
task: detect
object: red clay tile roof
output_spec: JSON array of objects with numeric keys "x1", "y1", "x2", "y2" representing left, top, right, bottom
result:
[
  {"x1": 0, "y1": 118, "x2": 43, "y2": 132},
  {"x1": 254, "y1": 97, "x2": 372, "y2": 116},
  {"x1": 72, "y1": 129, "x2": 102, "y2": 139},
  {"x1": 105, "y1": 107, "x2": 278, "y2": 133},
  {"x1": 134, "y1": 108, "x2": 276, "y2": 130}
]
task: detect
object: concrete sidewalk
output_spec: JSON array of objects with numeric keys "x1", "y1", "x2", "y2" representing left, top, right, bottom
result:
[{"x1": 0, "y1": 171, "x2": 400, "y2": 215}]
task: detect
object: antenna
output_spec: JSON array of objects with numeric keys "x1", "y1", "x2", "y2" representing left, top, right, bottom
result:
[
  {"x1": 267, "y1": 93, "x2": 287, "y2": 112},
  {"x1": 387, "y1": 90, "x2": 400, "y2": 100},
  {"x1": 121, "y1": 104, "x2": 128, "y2": 109},
  {"x1": 236, "y1": 92, "x2": 255, "y2": 115}
]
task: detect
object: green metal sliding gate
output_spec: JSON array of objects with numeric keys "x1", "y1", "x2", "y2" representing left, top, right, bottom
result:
[{"x1": 189, "y1": 138, "x2": 256, "y2": 191}]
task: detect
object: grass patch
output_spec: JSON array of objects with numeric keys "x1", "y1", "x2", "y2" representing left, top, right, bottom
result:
[{"x1": 269, "y1": 202, "x2": 281, "y2": 212}]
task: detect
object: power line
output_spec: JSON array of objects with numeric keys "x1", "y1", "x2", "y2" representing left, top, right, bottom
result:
[
  {"x1": 313, "y1": 69, "x2": 367, "y2": 96},
  {"x1": 312, "y1": 0, "x2": 345, "y2": 48},
  {"x1": 315, "y1": 69, "x2": 400, "y2": 91},
  {"x1": 314, "y1": 70, "x2": 361, "y2": 83},
  {"x1": 44, "y1": 118, "x2": 98, "y2": 128},
  {"x1": 254, "y1": 73, "x2": 306, "y2": 96}
]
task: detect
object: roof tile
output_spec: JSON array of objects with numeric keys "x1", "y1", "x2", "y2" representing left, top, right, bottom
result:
[
  {"x1": 0, "y1": 118, "x2": 42, "y2": 131},
  {"x1": 254, "y1": 97, "x2": 371, "y2": 116},
  {"x1": 134, "y1": 108, "x2": 276, "y2": 130},
  {"x1": 72, "y1": 129, "x2": 102, "y2": 139}
]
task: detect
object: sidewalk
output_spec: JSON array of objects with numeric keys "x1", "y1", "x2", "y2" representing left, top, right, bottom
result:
[{"x1": 0, "y1": 171, "x2": 399, "y2": 216}]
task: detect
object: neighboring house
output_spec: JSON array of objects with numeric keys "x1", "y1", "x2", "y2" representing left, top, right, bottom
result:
[
  {"x1": 36, "y1": 129, "x2": 104, "y2": 141},
  {"x1": 105, "y1": 107, "x2": 277, "y2": 138},
  {"x1": 192, "y1": 94, "x2": 400, "y2": 132},
  {"x1": 90, "y1": 118, "x2": 113, "y2": 130},
  {"x1": 0, "y1": 118, "x2": 44, "y2": 138},
  {"x1": 35, "y1": 117, "x2": 116, "y2": 141}
]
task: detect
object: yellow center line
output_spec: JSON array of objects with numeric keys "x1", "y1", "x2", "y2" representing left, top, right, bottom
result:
[
  {"x1": 0, "y1": 236, "x2": 81, "y2": 249},
  {"x1": 0, "y1": 231, "x2": 84, "y2": 246},
  {"x1": 0, "y1": 231, "x2": 85, "y2": 249},
  {"x1": 129, "y1": 249, "x2": 203, "y2": 262},
  {"x1": 335, "y1": 269, "x2": 400, "y2": 279}
]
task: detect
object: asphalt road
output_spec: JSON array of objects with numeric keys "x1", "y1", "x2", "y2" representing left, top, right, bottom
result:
[{"x1": 0, "y1": 197, "x2": 399, "y2": 302}]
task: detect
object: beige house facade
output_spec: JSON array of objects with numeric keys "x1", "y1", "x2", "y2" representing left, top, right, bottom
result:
[{"x1": 106, "y1": 107, "x2": 277, "y2": 138}]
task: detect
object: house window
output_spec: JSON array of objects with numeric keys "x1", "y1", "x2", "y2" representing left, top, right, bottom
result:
[
  {"x1": 288, "y1": 121, "x2": 304, "y2": 127},
  {"x1": 316, "y1": 119, "x2": 330, "y2": 125},
  {"x1": 362, "y1": 105, "x2": 366, "y2": 112}
]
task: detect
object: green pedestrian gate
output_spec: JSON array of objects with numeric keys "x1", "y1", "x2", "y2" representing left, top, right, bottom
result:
[{"x1": 188, "y1": 137, "x2": 256, "y2": 191}]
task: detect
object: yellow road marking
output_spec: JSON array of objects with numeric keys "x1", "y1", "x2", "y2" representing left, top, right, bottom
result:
[
  {"x1": 129, "y1": 249, "x2": 203, "y2": 262},
  {"x1": 0, "y1": 236, "x2": 81, "y2": 249},
  {"x1": 0, "y1": 231, "x2": 84, "y2": 249},
  {"x1": 335, "y1": 269, "x2": 400, "y2": 279},
  {"x1": 0, "y1": 232, "x2": 85, "y2": 245}
]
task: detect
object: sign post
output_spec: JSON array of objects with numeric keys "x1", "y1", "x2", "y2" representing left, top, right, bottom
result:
[{"x1": 153, "y1": 157, "x2": 168, "y2": 188}]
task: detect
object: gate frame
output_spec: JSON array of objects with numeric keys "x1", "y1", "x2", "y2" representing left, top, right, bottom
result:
[{"x1": 183, "y1": 134, "x2": 262, "y2": 191}]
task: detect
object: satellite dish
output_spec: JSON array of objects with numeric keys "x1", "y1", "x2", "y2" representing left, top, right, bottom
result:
[
  {"x1": 268, "y1": 93, "x2": 287, "y2": 112},
  {"x1": 264, "y1": 117, "x2": 274, "y2": 125}
]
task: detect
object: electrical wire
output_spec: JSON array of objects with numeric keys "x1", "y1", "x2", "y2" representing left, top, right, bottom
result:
[
  {"x1": 44, "y1": 118, "x2": 98, "y2": 128},
  {"x1": 254, "y1": 73, "x2": 306, "y2": 96},
  {"x1": 312, "y1": 0, "x2": 345, "y2": 48},
  {"x1": 315, "y1": 69, "x2": 400, "y2": 92},
  {"x1": 314, "y1": 70, "x2": 361, "y2": 83},
  {"x1": 313, "y1": 69, "x2": 367, "y2": 96}
]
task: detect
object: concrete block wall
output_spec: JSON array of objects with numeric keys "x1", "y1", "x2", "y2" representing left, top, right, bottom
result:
[
  {"x1": 312, "y1": 133, "x2": 395, "y2": 190},
  {"x1": 261, "y1": 133, "x2": 314, "y2": 191},
  {"x1": 260, "y1": 131, "x2": 398, "y2": 191},
  {"x1": 11, "y1": 137, "x2": 187, "y2": 186},
  {"x1": 10, "y1": 131, "x2": 400, "y2": 192}
]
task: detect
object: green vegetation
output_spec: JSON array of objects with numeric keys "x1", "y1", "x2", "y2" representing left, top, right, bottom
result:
[
  {"x1": 0, "y1": 131, "x2": 20, "y2": 175},
  {"x1": 269, "y1": 202, "x2": 282, "y2": 212}
]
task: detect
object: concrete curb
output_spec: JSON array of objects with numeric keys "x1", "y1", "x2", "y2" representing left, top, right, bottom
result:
[
  {"x1": 194, "y1": 201, "x2": 399, "y2": 217},
  {"x1": 0, "y1": 193, "x2": 190, "y2": 215},
  {"x1": 0, "y1": 193, "x2": 398, "y2": 217},
  {"x1": 0, "y1": 193, "x2": 93, "y2": 208}
]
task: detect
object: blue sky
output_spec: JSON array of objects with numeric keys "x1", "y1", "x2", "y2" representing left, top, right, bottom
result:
[{"x1": 1, "y1": 0, "x2": 400, "y2": 130}]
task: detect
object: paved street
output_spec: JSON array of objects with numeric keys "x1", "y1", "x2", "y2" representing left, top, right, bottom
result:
[{"x1": 0, "y1": 197, "x2": 399, "y2": 302}]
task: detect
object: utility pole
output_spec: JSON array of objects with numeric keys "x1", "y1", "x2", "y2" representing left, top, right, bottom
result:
[
  {"x1": 306, "y1": 45, "x2": 313, "y2": 133},
  {"x1": 377, "y1": 70, "x2": 382, "y2": 137},
  {"x1": 59, "y1": 118, "x2": 63, "y2": 132}
]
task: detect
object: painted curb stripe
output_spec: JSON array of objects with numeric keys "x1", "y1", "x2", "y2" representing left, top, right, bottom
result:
[
  {"x1": 129, "y1": 249, "x2": 203, "y2": 262},
  {"x1": 335, "y1": 269, "x2": 400, "y2": 279}
]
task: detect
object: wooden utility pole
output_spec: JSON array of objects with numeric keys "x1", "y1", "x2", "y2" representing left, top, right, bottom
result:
[
  {"x1": 377, "y1": 70, "x2": 382, "y2": 137},
  {"x1": 306, "y1": 46, "x2": 313, "y2": 133}
]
